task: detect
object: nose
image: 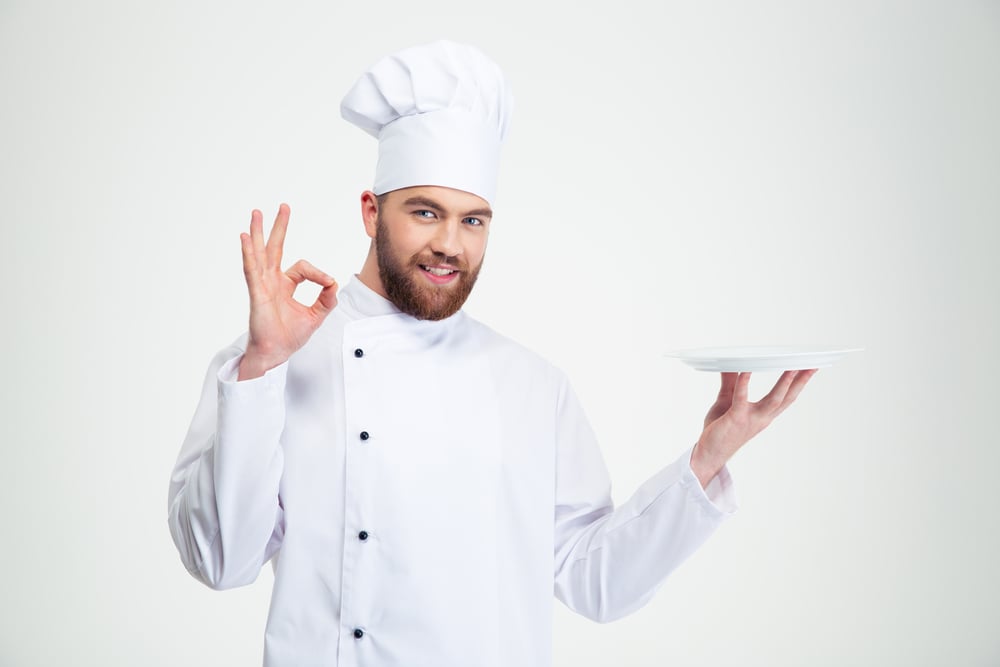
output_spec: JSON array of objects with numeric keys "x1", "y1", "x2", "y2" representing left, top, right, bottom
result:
[{"x1": 429, "y1": 218, "x2": 462, "y2": 258}]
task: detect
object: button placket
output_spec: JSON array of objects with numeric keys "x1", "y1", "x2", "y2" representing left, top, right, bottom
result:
[{"x1": 344, "y1": 333, "x2": 378, "y2": 648}]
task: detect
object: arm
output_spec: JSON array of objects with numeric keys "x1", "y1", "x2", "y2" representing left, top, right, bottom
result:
[
  {"x1": 166, "y1": 204, "x2": 338, "y2": 589},
  {"x1": 552, "y1": 370, "x2": 815, "y2": 622},
  {"x1": 166, "y1": 343, "x2": 289, "y2": 589},
  {"x1": 551, "y1": 381, "x2": 734, "y2": 622}
]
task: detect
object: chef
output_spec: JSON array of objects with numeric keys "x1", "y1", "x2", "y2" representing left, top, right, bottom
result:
[{"x1": 168, "y1": 40, "x2": 815, "y2": 666}]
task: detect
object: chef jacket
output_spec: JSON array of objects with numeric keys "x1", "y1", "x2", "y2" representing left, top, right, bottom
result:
[{"x1": 168, "y1": 277, "x2": 737, "y2": 666}]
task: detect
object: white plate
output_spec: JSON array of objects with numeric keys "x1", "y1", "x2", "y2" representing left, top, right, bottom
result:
[{"x1": 665, "y1": 345, "x2": 862, "y2": 372}]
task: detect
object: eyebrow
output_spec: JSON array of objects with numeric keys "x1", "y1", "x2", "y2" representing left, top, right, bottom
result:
[{"x1": 401, "y1": 196, "x2": 493, "y2": 220}]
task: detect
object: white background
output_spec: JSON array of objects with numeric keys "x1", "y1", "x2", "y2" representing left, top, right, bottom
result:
[{"x1": 1, "y1": 1, "x2": 998, "y2": 665}]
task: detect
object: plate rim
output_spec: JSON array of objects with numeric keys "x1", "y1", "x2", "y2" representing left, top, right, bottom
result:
[
  {"x1": 665, "y1": 345, "x2": 864, "y2": 360},
  {"x1": 664, "y1": 345, "x2": 863, "y2": 372}
]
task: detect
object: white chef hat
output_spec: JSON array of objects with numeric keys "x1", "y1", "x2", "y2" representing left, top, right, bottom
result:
[{"x1": 340, "y1": 40, "x2": 513, "y2": 207}]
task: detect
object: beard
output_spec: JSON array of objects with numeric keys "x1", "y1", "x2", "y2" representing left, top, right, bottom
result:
[{"x1": 375, "y1": 216, "x2": 483, "y2": 321}]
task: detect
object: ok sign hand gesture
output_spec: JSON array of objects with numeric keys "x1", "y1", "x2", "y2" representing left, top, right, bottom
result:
[{"x1": 238, "y1": 204, "x2": 339, "y2": 380}]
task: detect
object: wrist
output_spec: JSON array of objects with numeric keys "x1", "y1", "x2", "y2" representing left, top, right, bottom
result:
[
  {"x1": 238, "y1": 347, "x2": 286, "y2": 381},
  {"x1": 690, "y1": 440, "x2": 727, "y2": 489},
  {"x1": 237, "y1": 356, "x2": 265, "y2": 381}
]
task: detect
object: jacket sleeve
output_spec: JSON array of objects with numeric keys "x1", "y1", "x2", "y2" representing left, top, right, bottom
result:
[
  {"x1": 552, "y1": 378, "x2": 737, "y2": 623},
  {"x1": 167, "y1": 339, "x2": 288, "y2": 590}
]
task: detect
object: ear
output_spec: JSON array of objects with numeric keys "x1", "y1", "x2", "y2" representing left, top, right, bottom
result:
[{"x1": 360, "y1": 190, "x2": 379, "y2": 239}]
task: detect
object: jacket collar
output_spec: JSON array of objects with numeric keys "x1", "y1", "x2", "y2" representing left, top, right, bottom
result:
[{"x1": 338, "y1": 276, "x2": 402, "y2": 319}]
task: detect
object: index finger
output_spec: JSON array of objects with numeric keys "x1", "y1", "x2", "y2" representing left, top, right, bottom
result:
[
  {"x1": 733, "y1": 372, "x2": 752, "y2": 404},
  {"x1": 717, "y1": 372, "x2": 739, "y2": 399},
  {"x1": 266, "y1": 203, "x2": 291, "y2": 269}
]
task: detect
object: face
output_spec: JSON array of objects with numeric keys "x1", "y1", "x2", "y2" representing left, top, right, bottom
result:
[{"x1": 367, "y1": 186, "x2": 492, "y2": 321}]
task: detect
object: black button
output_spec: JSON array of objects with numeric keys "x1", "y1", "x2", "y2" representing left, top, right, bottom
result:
[
  {"x1": 358, "y1": 530, "x2": 369, "y2": 541},
  {"x1": 353, "y1": 628, "x2": 364, "y2": 639},
  {"x1": 354, "y1": 348, "x2": 364, "y2": 358},
  {"x1": 360, "y1": 431, "x2": 370, "y2": 441}
]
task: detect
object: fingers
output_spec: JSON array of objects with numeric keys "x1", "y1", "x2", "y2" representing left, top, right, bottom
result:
[
  {"x1": 242, "y1": 211, "x2": 265, "y2": 298},
  {"x1": 312, "y1": 283, "x2": 339, "y2": 317},
  {"x1": 243, "y1": 204, "x2": 290, "y2": 275},
  {"x1": 266, "y1": 203, "x2": 290, "y2": 269},
  {"x1": 756, "y1": 369, "x2": 817, "y2": 417},
  {"x1": 285, "y1": 259, "x2": 336, "y2": 287},
  {"x1": 240, "y1": 231, "x2": 257, "y2": 275},
  {"x1": 759, "y1": 370, "x2": 797, "y2": 409},
  {"x1": 717, "y1": 372, "x2": 739, "y2": 399},
  {"x1": 250, "y1": 208, "x2": 266, "y2": 265},
  {"x1": 286, "y1": 259, "x2": 338, "y2": 318},
  {"x1": 733, "y1": 372, "x2": 752, "y2": 404},
  {"x1": 700, "y1": 369, "x2": 818, "y2": 457},
  {"x1": 770, "y1": 369, "x2": 818, "y2": 418},
  {"x1": 790, "y1": 368, "x2": 819, "y2": 394},
  {"x1": 707, "y1": 373, "x2": 740, "y2": 424}
]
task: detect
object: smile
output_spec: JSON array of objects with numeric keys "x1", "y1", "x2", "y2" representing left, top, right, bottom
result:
[{"x1": 419, "y1": 265, "x2": 458, "y2": 277}]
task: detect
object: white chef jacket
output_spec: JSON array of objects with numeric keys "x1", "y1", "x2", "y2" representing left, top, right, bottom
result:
[{"x1": 168, "y1": 278, "x2": 736, "y2": 667}]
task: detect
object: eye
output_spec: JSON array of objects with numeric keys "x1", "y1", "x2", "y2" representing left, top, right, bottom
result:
[
  {"x1": 414, "y1": 209, "x2": 437, "y2": 219},
  {"x1": 463, "y1": 217, "x2": 484, "y2": 226}
]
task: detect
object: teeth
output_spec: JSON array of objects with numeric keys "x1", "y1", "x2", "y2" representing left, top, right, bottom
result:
[{"x1": 423, "y1": 266, "x2": 455, "y2": 276}]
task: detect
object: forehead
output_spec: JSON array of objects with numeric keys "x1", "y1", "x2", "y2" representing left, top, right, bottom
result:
[{"x1": 383, "y1": 185, "x2": 491, "y2": 213}]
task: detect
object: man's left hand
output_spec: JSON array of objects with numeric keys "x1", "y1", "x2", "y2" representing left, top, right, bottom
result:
[{"x1": 690, "y1": 370, "x2": 817, "y2": 488}]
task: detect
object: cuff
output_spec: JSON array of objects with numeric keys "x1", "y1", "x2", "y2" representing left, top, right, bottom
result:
[
  {"x1": 681, "y1": 445, "x2": 738, "y2": 516},
  {"x1": 217, "y1": 354, "x2": 289, "y2": 399}
]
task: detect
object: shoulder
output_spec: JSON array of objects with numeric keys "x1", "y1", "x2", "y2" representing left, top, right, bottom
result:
[{"x1": 458, "y1": 313, "x2": 569, "y2": 386}]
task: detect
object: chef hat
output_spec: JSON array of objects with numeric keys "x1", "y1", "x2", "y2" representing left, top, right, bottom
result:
[{"x1": 341, "y1": 40, "x2": 513, "y2": 207}]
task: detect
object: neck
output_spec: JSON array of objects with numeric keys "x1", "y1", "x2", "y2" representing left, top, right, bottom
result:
[{"x1": 358, "y1": 246, "x2": 388, "y2": 298}]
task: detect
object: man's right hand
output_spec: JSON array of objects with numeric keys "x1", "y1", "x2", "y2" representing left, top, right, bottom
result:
[{"x1": 238, "y1": 203, "x2": 339, "y2": 381}]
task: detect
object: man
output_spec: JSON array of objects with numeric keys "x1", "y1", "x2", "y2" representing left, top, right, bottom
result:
[{"x1": 168, "y1": 41, "x2": 815, "y2": 666}]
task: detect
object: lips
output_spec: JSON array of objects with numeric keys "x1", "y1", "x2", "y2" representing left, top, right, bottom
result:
[
  {"x1": 418, "y1": 263, "x2": 461, "y2": 285},
  {"x1": 419, "y1": 265, "x2": 457, "y2": 277}
]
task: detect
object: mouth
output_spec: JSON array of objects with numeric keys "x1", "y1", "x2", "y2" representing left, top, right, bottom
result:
[
  {"x1": 420, "y1": 265, "x2": 457, "y2": 276},
  {"x1": 418, "y1": 264, "x2": 460, "y2": 284}
]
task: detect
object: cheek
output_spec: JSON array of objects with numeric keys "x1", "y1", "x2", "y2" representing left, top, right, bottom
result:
[
  {"x1": 403, "y1": 233, "x2": 436, "y2": 257},
  {"x1": 384, "y1": 223, "x2": 427, "y2": 256},
  {"x1": 468, "y1": 232, "x2": 489, "y2": 263}
]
